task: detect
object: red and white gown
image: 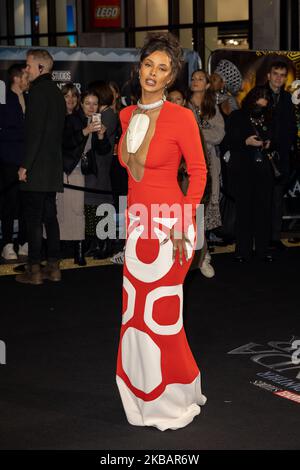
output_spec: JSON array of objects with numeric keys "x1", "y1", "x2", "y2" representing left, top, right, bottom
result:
[{"x1": 116, "y1": 100, "x2": 207, "y2": 431}]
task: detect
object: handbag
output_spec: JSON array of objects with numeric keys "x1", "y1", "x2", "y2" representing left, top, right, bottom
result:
[
  {"x1": 268, "y1": 150, "x2": 282, "y2": 179},
  {"x1": 219, "y1": 191, "x2": 236, "y2": 242},
  {"x1": 81, "y1": 133, "x2": 98, "y2": 176},
  {"x1": 254, "y1": 148, "x2": 282, "y2": 179}
]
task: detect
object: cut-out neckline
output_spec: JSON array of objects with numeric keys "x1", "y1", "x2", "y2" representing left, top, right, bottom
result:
[{"x1": 121, "y1": 104, "x2": 165, "y2": 183}]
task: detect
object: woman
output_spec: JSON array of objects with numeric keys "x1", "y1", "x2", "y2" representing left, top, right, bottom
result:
[
  {"x1": 116, "y1": 33, "x2": 207, "y2": 431},
  {"x1": 62, "y1": 82, "x2": 80, "y2": 114},
  {"x1": 108, "y1": 81, "x2": 128, "y2": 265},
  {"x1": 57, "y1": 83, "x2": 85, "y2": 264},
  {"x1": 188, "y1": 70, "x2": 225, "y2": 278},
  {"x1": 61, "y1": 90, "x2": 111, "y2": 264},
  {"x1": 225, "y1": 86, "x2": 274, "y2": 262},
  {"x1": 167, "y1": 86, "x2": 186, "y2": 107},
  {"x1": 85, "y1": 82, "x2": 118, "y2": 259},
  {"x1": 210, "y1": 59, "x2": 242, "y2": 116},
  {"x1": 109, "y1": 81, "x2": 122, "y2": 114}
]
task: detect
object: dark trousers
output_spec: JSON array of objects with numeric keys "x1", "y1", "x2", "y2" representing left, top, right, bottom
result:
[
  {"x1": 233, "y1": 158, "x2": 274, "y2": 258},
  {"x1": 0, "y1": 162, "x2": 27, "y2": 246},
  {"x1": 271, "y1": 155, "x2": 289, "y2": 241},
  {"x1": 271, "y1": 178, "x2": 286, "y2": 241},
  {"x1": 22, "y1": 191, "x2": 60, "y2": 264}
]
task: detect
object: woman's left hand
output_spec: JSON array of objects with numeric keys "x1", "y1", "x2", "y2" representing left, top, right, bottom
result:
[{"x1": 162, "y1": 228, "x2": 191, "y2": 265}]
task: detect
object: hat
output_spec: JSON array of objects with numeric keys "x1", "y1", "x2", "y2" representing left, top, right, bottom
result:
[{"x1": 214, "y1": 59, "x2": 242, "y2": 95}]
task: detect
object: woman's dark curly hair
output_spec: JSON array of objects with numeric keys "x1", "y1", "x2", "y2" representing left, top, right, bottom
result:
[
  {"x1": 139, "y1": 32, "x2": 184, "y2": 87},
  {"x1": 241, "y1": 85, "x2": 272, "y2": 112}
]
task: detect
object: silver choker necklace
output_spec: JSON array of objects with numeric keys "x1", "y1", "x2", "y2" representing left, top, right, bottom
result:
[{"x1": 137, "y1": 95, "x2": 166, "y2": 111}]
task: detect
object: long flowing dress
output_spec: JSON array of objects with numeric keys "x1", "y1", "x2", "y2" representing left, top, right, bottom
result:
[{"x1": 116, "y1": 100, "x2": 207, "y2": 431}]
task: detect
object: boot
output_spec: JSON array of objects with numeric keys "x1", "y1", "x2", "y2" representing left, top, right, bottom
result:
[
  {"x1": 16, "y1": 263, "x2": 43, "y2": 285},
  {"x1": 42, "y1": 260, "x2": 62, "y2": 282},
  {"x1": 14, "y1": 263, "x2": 43, "y2": 273},
  {"x1": 74, "y1": 241, "x2": 86, "y2": 266},
  {"x1": 84, "y1": 237, "x2": 99, "y2": 257},
  {"x1": 93, "y1": 239, "x2": 113, "y2": 260}
]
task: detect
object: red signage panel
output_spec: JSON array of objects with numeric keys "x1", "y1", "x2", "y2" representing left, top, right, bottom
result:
[{"x1": 90, "y1": 0, "x2": 121, "y2": 28}]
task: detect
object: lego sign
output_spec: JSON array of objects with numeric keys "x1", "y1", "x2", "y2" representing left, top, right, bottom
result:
[{"x1": 91, "y1": 0, "x2": 121, "y2": 28}]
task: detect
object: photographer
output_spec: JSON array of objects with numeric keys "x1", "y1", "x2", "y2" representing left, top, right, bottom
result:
[{"x1": 225, "y1": 86, "x2": 275, "y2": 262}]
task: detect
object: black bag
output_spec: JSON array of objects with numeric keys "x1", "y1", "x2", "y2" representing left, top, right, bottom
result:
[
  {"x1": 254, "y1": 148, "x2": 282, "y2": 179},
  {"x1": 81, "y1": 148, "x2": 98, "y2": 176},
  {"x1": 268, "y1": 151, "x2": 282, "y2": 179},
  {"x1": 219, "y1": 192, "x2": 236, "y2": 242}
]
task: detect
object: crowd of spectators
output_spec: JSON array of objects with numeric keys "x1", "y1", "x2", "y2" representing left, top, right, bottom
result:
[{"x1": 0, "y1": 48, "x2": 297, "y2": 284}]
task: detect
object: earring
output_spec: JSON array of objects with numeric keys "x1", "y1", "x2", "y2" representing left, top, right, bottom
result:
[{"x1": 163, "y1": 84, "x2": 168, "y2": 100}]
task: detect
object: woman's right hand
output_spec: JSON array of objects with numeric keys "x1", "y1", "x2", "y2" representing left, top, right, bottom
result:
[
  {"x1": 82, "y1": 121, "x2": 102, "y2": 136},
  {"x1": 245, "y1": 135, "x2": 264, "y2": 147}
]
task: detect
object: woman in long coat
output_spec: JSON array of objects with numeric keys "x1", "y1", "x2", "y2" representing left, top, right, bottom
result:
[
  {"x1": 61, "y1": 90, "x2": 111, "y2": 264},
  {"x1": 85, "y1": 82, "x2": 119, "y2": 259},
  {"x1": 187, "y1": 69, "x2": 225, "y2": 277}
]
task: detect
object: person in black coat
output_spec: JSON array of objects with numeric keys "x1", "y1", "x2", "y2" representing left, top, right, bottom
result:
[
  {"x1": 62, "y1": 93, "x2": 111, "y2": 177},
  {"x1": 86, "y1": 81, "x2": 118, "y2": 259},
  {"x1": 0, "y1": 64, "x2": 29, "y2": 261},
  {"x1": 265, "y1": 60, "x2": 297, "y2": 249},
  {"x1": 225, "y1": 86, "x2": 275, "y2": 262},
  {"x1": 17, "y1": 49, "x2": 66, "y2": 285}
]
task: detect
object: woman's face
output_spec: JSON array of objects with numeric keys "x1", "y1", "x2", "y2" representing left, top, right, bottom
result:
[
  {"x1": 64, "y1": 90, "x2": 78, "y2": 114},
  {"x1": 190, "y1": 71, "x2": 209, "y2": 93},
  {"x1": 139, "y1": 50, "x2": 173, "y2": 96},
  {"x1": 110, "y1": 85, "x2": 119, "y2": 105},
  {"x1": 210, "y1": 72, "x2": 224, "y2": 92},
  {"x1": 81, "y1": 95, "x2": 99, "y2": 117},
  {"x1": 167, "y1": 90, "x2": 185, "y2": 106}
]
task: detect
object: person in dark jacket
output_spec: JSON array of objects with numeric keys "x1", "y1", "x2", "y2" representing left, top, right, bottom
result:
[
  {"x1": 0, "y1": 64, "x2": 29, "y2": 261},
  {"x1": 86, "y1": 81, "x2": 118, "y2": 259},
  {"x1": 60, "y1": 90, "x2": 111, "y2": 265},
  {"x1": 226, "y1": 86, "x2": 274, "y2": 262},
  {"x1": 16, "y1": 49, "x2": 66, "y2": 285},
  {"x1": 265, "y1": 61, "x2": 297, "y2": 250}
]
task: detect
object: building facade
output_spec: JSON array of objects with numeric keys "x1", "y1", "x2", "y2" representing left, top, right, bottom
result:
[{"x1": 0, "y1": 0, "x2": 299, "y2": 67}]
